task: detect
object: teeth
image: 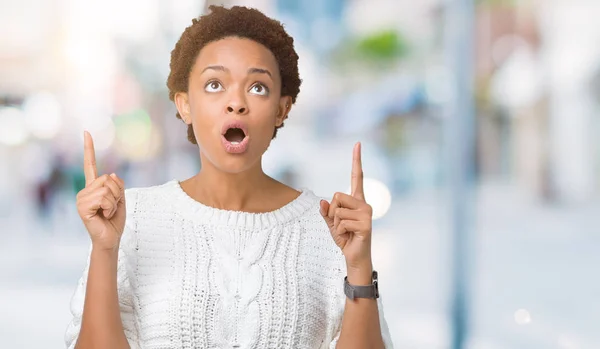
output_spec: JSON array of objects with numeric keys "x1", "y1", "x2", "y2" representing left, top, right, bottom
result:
[{"x1": 231, "y1": 141, "x2": 240, "y2": 145}]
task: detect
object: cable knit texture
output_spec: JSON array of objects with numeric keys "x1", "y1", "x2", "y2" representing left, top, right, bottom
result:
[{"x1": 65, "y1": 180, "x2": 393, "y2": 349}]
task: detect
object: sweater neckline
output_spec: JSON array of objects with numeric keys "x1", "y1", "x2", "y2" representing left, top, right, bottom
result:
[{"x1": 167, "y1": 179, "x2": 317, "y2": 229}]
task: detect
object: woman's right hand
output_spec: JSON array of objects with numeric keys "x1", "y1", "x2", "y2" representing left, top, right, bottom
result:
[{"x1": 76, "y1": 131, "x2": 126, "y2": 251}]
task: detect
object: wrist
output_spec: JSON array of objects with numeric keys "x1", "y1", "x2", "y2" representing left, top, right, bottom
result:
[
  {"x1": 91, "y1": 245, "x2": 120, "y2": 258},
  {"x1": 346, "y1": 261, "x2": 374, "y2": 286}
]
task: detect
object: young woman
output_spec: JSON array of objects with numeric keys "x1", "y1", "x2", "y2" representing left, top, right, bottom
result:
[{"x1": 66, "y1": 5, "x2": 393, "y2": 349}]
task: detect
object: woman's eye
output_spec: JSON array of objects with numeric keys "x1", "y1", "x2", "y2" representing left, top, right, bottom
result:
[
  {"x1": 250, "y1": 83, "x2": 269, "y2": 96},
  {"x1": 205, "y1": 81, "x2": 223, "y2": 92}
]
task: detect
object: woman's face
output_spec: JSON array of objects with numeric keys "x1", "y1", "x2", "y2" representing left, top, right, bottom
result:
[{"x1": 175, "y1": 37, "x2": 291, "y2": 174}]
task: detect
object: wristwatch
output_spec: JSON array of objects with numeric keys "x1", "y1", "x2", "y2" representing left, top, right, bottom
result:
[{"x1": 344, "y1": 270, "x2": 379, "y2": 300}]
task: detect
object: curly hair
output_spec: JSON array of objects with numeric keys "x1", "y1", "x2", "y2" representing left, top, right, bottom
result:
[{"x1": 167, "y1": 5, "x2": 302, "y2": 144}]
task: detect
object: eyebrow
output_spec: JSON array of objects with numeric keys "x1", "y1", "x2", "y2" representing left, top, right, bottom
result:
[
  {"x1": 247, "y1": 67, "x2": 272, "y2": 78},
  {"x1": 201, "y1": 65, "x2": 227, "y2": 74},
  {"x1": 200, "y1": 65, "x2": 272, "y2": 78}
]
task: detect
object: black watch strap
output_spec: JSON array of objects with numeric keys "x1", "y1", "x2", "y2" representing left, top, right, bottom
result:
[{"x1": 344, "y1": 270, "x2": 379, "y2": 300}]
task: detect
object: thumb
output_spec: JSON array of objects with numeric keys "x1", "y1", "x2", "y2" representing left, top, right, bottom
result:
[{"x1": 320, "y1": 200, "x2": 334, "y2": 228}]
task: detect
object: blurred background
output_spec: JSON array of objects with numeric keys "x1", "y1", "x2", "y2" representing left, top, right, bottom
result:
[{"x1": 1, "y1": 0, "x2": 599, "y2": 348}]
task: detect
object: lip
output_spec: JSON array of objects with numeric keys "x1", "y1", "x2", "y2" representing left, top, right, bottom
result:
[{"x1": 221, "y1": 119, "x2": 250, "y2": 154}]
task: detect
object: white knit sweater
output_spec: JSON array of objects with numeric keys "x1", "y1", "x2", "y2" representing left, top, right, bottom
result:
[{"x1": 65, "y1": 180, "x2": 393, "y2": 349}]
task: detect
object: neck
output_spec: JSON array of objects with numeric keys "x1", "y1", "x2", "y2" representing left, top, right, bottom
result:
[{"x1": 191, "y1": 155, "x2": 275, "y2": 212}]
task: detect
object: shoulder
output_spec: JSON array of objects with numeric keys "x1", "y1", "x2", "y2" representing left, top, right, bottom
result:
[
  {"x1": 124, "y1": 179, "x2": 177, "y2": 203},
  {"x1": 121, "y1": 179, "x2": 180, "y2": 230},
  {"x1": 293, "y1": 189, "x2": 327, "y2": 229},
  {"x1": 293, "y1": 190, "x2": 347, "y2": 294},
  {"x1": 124, "y1": 179, "x2": 179, "y2": 214},
  {"x1": 120, "y1": 179, "x2": 180, "y2": 249},
  {"x1": 296, "y1": 189, "x2": 337, "y2": 227},
  {"x1": 295, "y1": 189, "x2": 345, "y2": 260}
]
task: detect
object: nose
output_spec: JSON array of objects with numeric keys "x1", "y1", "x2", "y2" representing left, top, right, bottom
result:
[
  {"x1": 226, "y1": 93, "x2": 248, "y2": 115},
  {"x1": 227, "y1": 104, "x2": 246, "y2": 114}
]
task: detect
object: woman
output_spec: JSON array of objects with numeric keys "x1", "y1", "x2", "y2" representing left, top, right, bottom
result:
[{"x1": 66, "y1": 5, "x2": 393, "y2": 349}]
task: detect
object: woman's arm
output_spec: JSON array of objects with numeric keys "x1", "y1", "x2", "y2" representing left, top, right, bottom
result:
[
  {"x1": 71, "y1": 131, "x2": 133, "y2": 348},
  {"x1": 74, "y1": 247, "x2": 130, "y2": 349},
  {"x1": 335, "y1": 263, "x2": 385, "y2": 349},
  {"x1": 321, "y1": 143, "x2": 392, "y2": 348}
]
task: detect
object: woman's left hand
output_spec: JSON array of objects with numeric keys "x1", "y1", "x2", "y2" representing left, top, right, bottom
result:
[{"x1": 320, "y1": 142, "x2": 374, "y2": 274}]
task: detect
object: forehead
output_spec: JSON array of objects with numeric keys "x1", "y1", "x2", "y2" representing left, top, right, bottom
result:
[{"x1": 193, "y1": 37, "x2": 280, "y2": 76}]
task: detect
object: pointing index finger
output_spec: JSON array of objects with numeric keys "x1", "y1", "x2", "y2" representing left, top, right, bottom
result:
[
  {"x1": 83, "y1": 131, "x2": 98, "y2": 186},
  {"x1": 351, "y1": 142, "x2": 364, "y2": 200}
]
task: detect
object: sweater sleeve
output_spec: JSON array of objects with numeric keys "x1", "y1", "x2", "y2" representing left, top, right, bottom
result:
[
  {"x1": 64, "y1": 190, "x2": 140, "y2": 349},
  {"x1": 329, "y1": 295, "x2": 394, "y2": 349}
]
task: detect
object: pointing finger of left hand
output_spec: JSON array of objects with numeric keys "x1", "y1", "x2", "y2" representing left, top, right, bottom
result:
[{"x1": 351, "y1": 142, "x2": 365, "y2": 200}]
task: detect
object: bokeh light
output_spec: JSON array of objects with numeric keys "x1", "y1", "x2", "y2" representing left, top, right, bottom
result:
[
  {"x1": 347, "y1": 177, "x2": 392, "y2": 220},
  {"x1": 114, "y1": 108, "x2": 160, "y2": 160},
  {"x1": 514, "y1": 308, "x2": 532, "y2": 325},
  {"x1": 22, "y1": 92, "x2": 63, "y2": 140},
  {"x1": 93, "y1": 120, "x2": 117, "y2": 153},
  {"x1": 0, "y1": 107, "x2": 29, "y2": 146}
]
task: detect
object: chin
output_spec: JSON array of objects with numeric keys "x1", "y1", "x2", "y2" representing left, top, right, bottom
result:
[{"x1": 216, "y1": 159, "x2": 256, "y2": 174}]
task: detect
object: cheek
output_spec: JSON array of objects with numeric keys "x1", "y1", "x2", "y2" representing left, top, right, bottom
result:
[
  {"x1": 189, "y1": 96, "x2": 220, "y2": 129},
  {"x1": 252, "y1": 104, "x2": 279, "y2": 134}
]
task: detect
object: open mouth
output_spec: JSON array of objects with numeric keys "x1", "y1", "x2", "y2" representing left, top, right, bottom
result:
[
  {"x1": 223, "y1": 127, "x2": 246, "y2": 145},
  {"x1": 221, "y1": 120, "x2": 249, "y2": 154}
]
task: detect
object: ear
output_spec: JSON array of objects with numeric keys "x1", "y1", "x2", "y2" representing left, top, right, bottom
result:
[
  {"x1": 276, "y1": 96, "x2": 293, "y2": 127},
  {"x1": 174, "y1": 92, "x2": 192, "y2": 125}
]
